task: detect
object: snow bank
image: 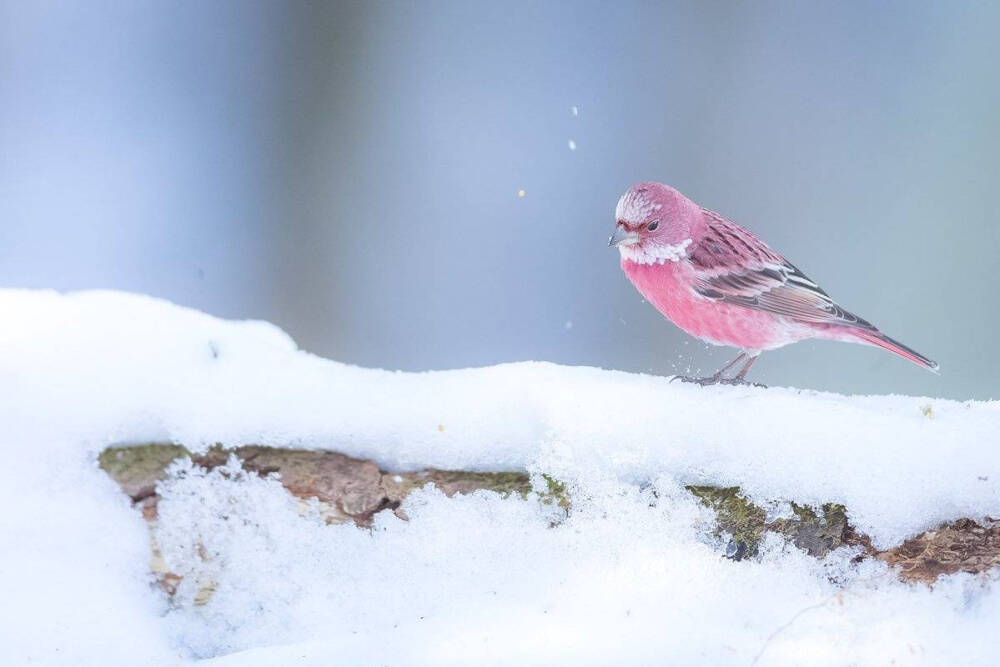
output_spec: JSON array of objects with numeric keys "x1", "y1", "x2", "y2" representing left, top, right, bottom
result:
[{"x1": 1, "y1": 289, "x2": 998, "y2": 665}]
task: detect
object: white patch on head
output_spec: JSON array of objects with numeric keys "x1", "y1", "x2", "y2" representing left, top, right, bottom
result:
[
  {"x1": 616, "y1": 189, "x2": 661, "y2": 225},
  {"x1": 618, "y1": 239, "x2": 692, "y2": 265}
]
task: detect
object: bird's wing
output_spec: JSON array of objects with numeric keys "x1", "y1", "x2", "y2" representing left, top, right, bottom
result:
[{"x1": 689, "y1": 211, "x2": 876, "y2": 330}]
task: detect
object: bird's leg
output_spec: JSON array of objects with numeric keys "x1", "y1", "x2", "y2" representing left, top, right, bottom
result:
[
  {"x1": 719, "y1": 353, "x2": 766, "y2": 387},
  {"x1": 672, "y1": 352, "x2": 746, "y2": 386}
]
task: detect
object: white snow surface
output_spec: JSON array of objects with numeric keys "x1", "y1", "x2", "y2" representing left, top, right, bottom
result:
[{"x1": 1, "y1": 289, "x2": 999, "y2": 666}]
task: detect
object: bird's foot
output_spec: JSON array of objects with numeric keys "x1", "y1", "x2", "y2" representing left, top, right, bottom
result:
[
  {"x1": 670, "y1": 374, "x2": 723, "y2": 386},
  {"x1": 718, "y1": 377, "x2": 768, "y2": 388},
  {"x1": 670, "y1": 375, "x2": 767, "y2": 388}
]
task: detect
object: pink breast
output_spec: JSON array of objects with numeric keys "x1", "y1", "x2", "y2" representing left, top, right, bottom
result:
[{"x1": 622, "y1": 259, "x2": 807, "y2": 351}]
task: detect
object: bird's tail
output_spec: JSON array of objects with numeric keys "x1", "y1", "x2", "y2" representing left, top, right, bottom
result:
[{"x1": 851, "y1": 329, "x2": 939, "y2": 373}]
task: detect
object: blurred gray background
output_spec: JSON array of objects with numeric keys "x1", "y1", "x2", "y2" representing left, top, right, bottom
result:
[{"x1": 2, "y1": 1, "x2": 997, "y2": 399}]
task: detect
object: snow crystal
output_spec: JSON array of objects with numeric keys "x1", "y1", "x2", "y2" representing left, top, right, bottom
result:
[
  {"x1": 567, "y1": 139, "x2": 577, "y2": 151},
  {"x1": 1, "y1": 289, "x2": 999, "y2": 665}
]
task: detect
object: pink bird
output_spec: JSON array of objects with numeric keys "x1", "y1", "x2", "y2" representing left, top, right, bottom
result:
[{"x1": 609, "y1": 182, "x2": 938, "y2": 385}]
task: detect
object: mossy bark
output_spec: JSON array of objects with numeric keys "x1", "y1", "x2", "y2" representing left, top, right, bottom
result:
[
  {"x1": 99, "y1": 443, "x2": 999, "y2": 586},
  {"x1": 685, "y1": 486, "x2": 868, "y2": 560},
  {"x1": 99, "y1": 443, "x2": 568, "y2": 525}
]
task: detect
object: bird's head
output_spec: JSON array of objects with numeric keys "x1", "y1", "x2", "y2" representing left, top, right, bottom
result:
[{"x1": 609, "y1": 182, "x2": 700, "y2": 265}]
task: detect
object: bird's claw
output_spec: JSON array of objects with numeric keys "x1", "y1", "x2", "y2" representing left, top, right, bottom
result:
[
  {"x1": 719, "y1": 377, "x2": 768, "y2": 388},
  {"x1": 671, "y1": 374, "x2": 722, "y2": 386},
  {"x1": 670, "y1": 375, "x2": 767, "y2": 389}
]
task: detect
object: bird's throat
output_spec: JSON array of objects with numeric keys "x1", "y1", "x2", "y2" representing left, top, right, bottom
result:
[{"x1": 617, "y1": 239, "x2": 692, "y2": 265}]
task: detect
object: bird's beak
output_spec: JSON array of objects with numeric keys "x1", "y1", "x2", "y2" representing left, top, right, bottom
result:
[{"x1": 608, "y1": 225, "x2": 639, "y2": 247}]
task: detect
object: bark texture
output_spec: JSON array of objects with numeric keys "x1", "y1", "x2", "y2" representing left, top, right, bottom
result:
[{"x1": 99, "y1": 444, "x2": 998, "y2": 589}]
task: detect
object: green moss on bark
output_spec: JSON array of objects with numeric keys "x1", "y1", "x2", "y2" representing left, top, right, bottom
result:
[
  {"x1": 98, "y1": 443, "x2": 190, "y2": 498},
  {"x1": 686, "y1": 485, "x2": 767, "y2": 558}
]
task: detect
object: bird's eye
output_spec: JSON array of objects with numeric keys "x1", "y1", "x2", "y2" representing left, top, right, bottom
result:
[{"x1": 647, "y1": 221, "x2": 659, "y2": 231}]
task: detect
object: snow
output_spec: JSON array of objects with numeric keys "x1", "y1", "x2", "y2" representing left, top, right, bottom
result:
[{"x1": 1, "y1": 288, "x2": 999, "y2": 665}]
